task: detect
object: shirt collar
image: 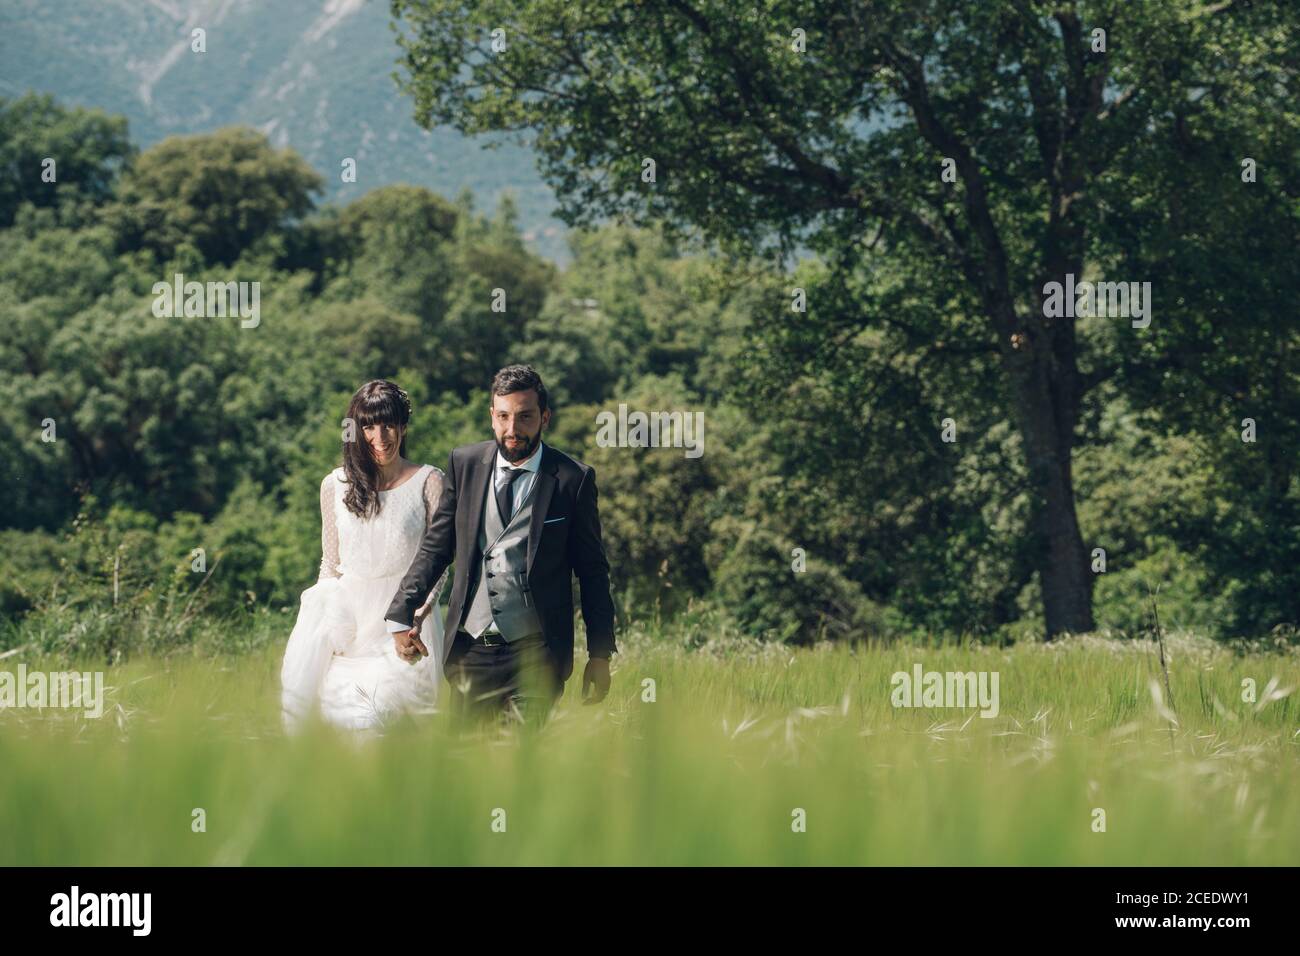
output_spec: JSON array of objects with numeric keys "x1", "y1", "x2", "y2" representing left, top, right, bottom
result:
[{"x1": 495, "y1": 440, "x2": 545, "y2": 475}]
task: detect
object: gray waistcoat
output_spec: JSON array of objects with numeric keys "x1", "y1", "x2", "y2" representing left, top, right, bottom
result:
[{"x1": 462, "y1": 478, "x2": 544, "y2": 641}]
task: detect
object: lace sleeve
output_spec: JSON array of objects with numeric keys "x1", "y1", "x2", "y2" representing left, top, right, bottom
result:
[
  {"x1": 318, "y1": 472, "x2": 341, "y2": 580},
  {"x1": 419, "y1": 466, "x2": 450, "y2": 611}
]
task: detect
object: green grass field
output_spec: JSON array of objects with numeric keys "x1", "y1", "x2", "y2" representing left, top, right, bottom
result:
[{"x1": 1, "y1": 626, "x2": 1297, "y2": 865}]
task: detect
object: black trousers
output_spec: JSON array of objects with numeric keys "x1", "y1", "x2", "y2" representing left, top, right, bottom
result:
[{"x1": 444, "y1": 631, "x2": 561, "y2": 727}]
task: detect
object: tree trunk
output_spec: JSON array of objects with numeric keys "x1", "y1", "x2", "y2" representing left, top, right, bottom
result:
[{"x1": 1007, "y1": 347, "x2": 1095, "y2": 640}]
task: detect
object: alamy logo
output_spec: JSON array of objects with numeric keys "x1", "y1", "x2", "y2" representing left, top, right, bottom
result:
[
  {"x1": 594, "y1": 403, "x2": 704, "y2": 458},
  {"x1": 50, "y1": 886, "x2": 151, "y2": 936},
  {"x1": 0, "y1": 665, "x2": 104, "y2": 718},
  {"x1": 890, "y1": 664, "x2": 1000, "y2": 718},
  {"x1": 1042, "y1": 273, "x2": 1151, "y2": 328},
  {"x1": 151, "y1": 271, "x2": 261, "y2": 328}
]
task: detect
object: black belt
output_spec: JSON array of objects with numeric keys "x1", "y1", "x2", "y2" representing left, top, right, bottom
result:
[{"x1": 460, "y1": 630, "x2": 542, "y2": 647}]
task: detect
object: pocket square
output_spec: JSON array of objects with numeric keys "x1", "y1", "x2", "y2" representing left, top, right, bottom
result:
[{"x1": 543, "y1": 516, "x2": 567, "y2": 524}]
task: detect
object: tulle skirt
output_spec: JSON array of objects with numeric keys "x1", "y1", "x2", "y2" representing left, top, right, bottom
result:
[{"x1": 280, "y1": 571, "x2": 445, "y2": 732}]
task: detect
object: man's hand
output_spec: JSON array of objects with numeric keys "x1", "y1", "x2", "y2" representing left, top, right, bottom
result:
[
  {"x1": 394, "y1": 625, "x2": 428, "y2": 665},
  {"x1": 581, "y1": 656, "x2": 611, "y2": 704}
]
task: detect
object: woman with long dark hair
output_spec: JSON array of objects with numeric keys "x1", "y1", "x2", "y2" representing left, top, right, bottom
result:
[{"x1": 280, "y1": 380, "x2": 449, "y2": 731}]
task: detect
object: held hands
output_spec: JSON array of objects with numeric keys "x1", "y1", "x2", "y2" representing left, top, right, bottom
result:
[
  {"x1": 394, "y1": 604, "x2": 431, "y2": 665},
  {"x1": 391, "y1": 605, "x2": 611, "y2": 699},
  {"x1": 582, "y1": 656, "x2": 611, "y2": 704}
]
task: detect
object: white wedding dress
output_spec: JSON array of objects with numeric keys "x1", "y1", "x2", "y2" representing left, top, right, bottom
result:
[{"x1": 280, "y1": 463, "x2": 450, "y2": 732}]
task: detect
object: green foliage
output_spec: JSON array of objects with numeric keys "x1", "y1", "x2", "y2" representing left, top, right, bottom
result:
[
  {"x1": 546, "y1": 374, "x2": 725, "y2": 618},
  {"x1": 519, "y1": 225, "x2": 755, "y2": 406},
  {"x1": 1091, "y1": 536, "x2": 1234, "y2": 640},
  {"x1": 0, "y1": 92, "x2": 133, "y2": 228},
  {"x1": 2, "y1": 496, "x2": 221, "y2": 662},
  {"x1": 108, "y1": 127, "x2": 323, "y2": 265},
  {"x1": 706, "y1": 515, "x2": 891, "y2": 644},
  {"x1": 0, "y1": 528, "x2": 65, "y2": 618},
  {"x1": 391, "y1": 0, "x2": 1300, "y2": 640},
  {"x1": 1, "y1": 81, "x2": 1297, "y2": 649}
]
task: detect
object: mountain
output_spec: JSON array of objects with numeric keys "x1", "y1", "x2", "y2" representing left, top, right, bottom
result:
[{"x1": 0, "y1": 0, "x2": 574, "y2": 262}]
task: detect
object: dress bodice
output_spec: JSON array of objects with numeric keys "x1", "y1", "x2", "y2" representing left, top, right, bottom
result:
[{"x1": 326, "y1": 464, "x2": 440, "y2": 580}]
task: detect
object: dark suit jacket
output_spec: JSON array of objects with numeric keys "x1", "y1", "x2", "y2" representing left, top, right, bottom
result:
[{"x1": 386, "y1": 440, "x2": 617, "y2": 683}]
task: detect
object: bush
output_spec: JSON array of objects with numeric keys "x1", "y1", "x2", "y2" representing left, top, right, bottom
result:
[
  {"x1": 1092, "y1": 536, "x2": 1234, "y2": 640},
  {"x1": 707, "y1": 516, "x2": 892, "y2": 645}
]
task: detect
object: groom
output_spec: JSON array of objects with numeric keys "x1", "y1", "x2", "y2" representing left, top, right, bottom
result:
[{"x1": 385, "y1": 365, "x2": 616, "y2": 722}]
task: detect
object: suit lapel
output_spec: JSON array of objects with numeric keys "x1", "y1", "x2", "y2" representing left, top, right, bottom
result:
[
  {"x1": 466, "y1": 444, "x2": 495, "y2": 565},
  {"x1": 526, "y1": 444, "x2": 559, "y2": 575}
]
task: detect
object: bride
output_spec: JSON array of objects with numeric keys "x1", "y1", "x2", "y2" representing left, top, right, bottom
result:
[{"x1": 280, "y1": 380, "x2": 449, "y2": 732}]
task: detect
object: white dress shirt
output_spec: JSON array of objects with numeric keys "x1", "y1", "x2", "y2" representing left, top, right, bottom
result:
[
  {"x1": 493, "y1": 440, "x2": 543, "y2": 521},
  {"x1": 386, "y1": 442, "x2": 545, "y2": 635}
]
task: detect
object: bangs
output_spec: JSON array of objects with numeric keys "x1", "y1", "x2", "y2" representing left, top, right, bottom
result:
[{"x1": 355, "y1": 391, "x2": 407, "y2": 428}]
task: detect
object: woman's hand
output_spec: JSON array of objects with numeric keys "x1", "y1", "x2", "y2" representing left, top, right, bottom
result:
[
  {"x1": 394, "y1": 602, "x2": 434, "y2": 664},
  {"x1": 394, "y1": 626, "x2": 428, "y2": 664}
]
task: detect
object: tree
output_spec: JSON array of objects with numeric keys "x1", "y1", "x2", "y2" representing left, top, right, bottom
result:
[
  {"x1": 519, "y1": 222, "x2": 756, "y2": 406},
  {"x1": 0, "y1": 93, "x2": 133, "y2": 227},
  {"x1": 390, "y1": 0, "x2": 1300, "y2": 637},
  {"x1": 109, "y1": 127, "x2": 323, "y2": 266}
]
